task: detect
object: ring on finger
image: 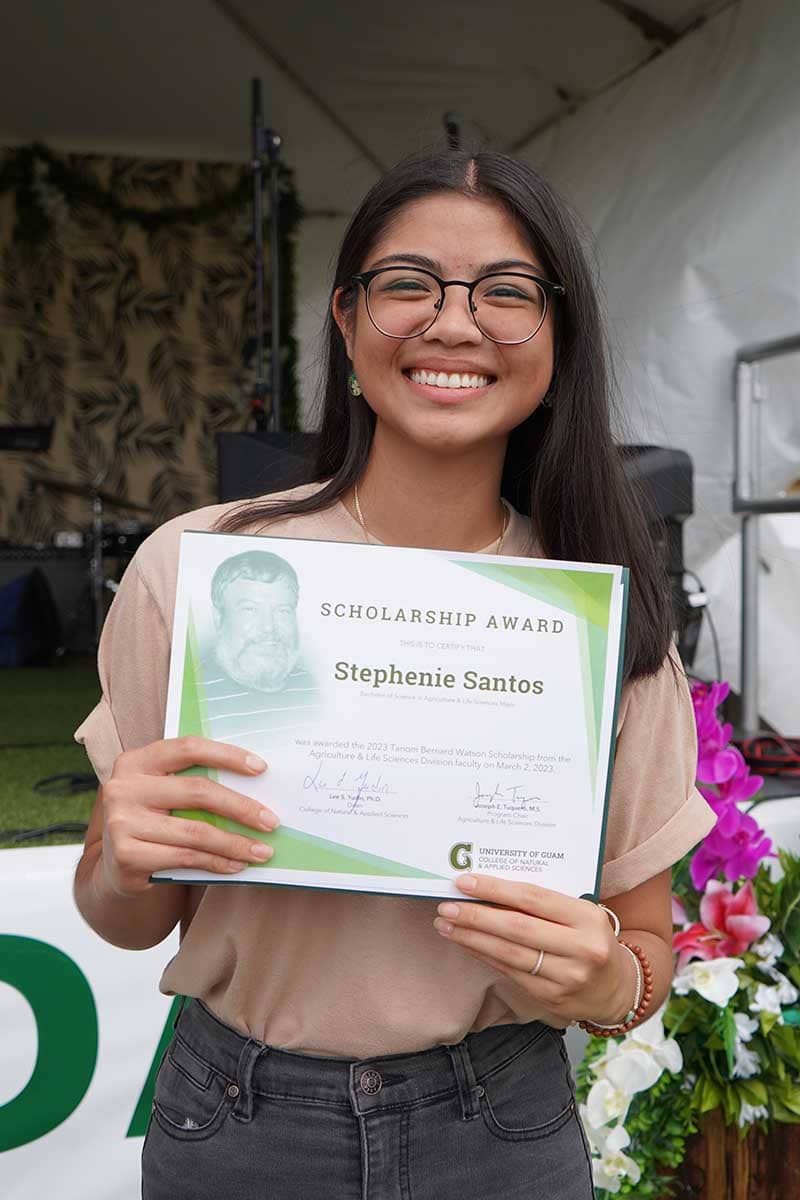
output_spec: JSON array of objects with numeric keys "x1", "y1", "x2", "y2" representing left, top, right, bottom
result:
[{"x1": 529, "y1": 947, "x2": 545, "y2": 976}]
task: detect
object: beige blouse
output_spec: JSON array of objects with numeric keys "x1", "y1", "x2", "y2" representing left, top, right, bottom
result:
[{"x1": 75, "y1": 481, "x2": 716, "y2": 1057}]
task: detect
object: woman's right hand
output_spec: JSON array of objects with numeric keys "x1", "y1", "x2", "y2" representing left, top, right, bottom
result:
[{"x1": 100, "y1": 736, "x2": 279, "y2": 898}]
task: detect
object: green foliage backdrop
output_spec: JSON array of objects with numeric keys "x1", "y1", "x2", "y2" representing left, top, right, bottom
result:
[{"x1": 0, "y1": 145, "x2": 300, "y2": 544}]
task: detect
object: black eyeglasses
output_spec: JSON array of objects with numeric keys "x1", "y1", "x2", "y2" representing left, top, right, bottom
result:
[{"x1": 351, "y1": 266, "x2": 565, "y2": 345}]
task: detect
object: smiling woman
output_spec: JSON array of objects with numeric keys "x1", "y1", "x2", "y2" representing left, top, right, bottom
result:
[{"x1": 73, "y1": 149, "x2": 716, "y2": 1200}]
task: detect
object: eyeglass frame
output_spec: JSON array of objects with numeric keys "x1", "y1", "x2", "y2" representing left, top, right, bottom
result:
[{"x1": 350, "y1": 266, "x2": 566, "y2": 346}]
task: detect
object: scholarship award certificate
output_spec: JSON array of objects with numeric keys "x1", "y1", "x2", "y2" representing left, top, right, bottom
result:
[{"x1": 154, "y1": 531, "x2": 629, "y2": 901}]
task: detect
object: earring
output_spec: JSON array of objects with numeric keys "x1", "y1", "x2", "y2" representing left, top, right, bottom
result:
[{"x1": 348, "y1": 371, "x2": 362, "y2": 397}]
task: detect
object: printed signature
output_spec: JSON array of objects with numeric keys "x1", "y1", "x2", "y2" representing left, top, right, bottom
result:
[
  {"x1": 472, "y1": 780, "x2": 542, "y2": 813},
  {"x1": 303, "y1": 760, "x2": 396, "y2": 814}
]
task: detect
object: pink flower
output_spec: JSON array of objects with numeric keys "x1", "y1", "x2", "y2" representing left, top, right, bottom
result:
[
  {"x1": 715, "y1": 750, "x2": 764, "y2": 805},
  {"x1": 688, "y1": 676, "x2": 771, "y2": 890},
  {"x1": 691, "y1": 681, "x2": 731, "y2": 747},
  {"x1": 672, "y1": 894, "x2": 689, "y2": 926},
  {"x1": 690, "y1": 806, "x2": 774, "y2": 891},
  {"x1": 673, "y1": 880, "x2": 770, "y2": 969}
]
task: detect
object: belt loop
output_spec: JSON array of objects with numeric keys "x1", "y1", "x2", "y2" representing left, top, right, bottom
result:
[
  {"x1": 445, "y1": 1041, "x2": 482, "y2": 1122},
  {"x1": 230, "y1": 1038, "x2": 267, "y2": 1124}
]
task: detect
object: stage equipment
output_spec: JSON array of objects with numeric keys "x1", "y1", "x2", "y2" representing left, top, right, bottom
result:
[
  {"x1": 0, "y1": 565, "x2": 62, "y2": 666},
  {"x1": 619, "y1": 445, "x2": 702, "y2": 666},
  {"x1": 29, "y1": 475, "x2": 150, "y2": 648},
  {"x1": 0, "y1": 424, "x2": 53, "y2": 452},
  {"x1": 443, "y1": 112, "x2": 462, "y2": 149},
  {"x1": 740, "y1": 735, "x2": 800, "y2": 778},
  {"x1": 734, "y1": 333, "x2": 800, "y2": 736},
  {"x1": 217, "y1": 431, "x2": 319, "y2": 503},
  {"x1": 251, "y1": 78, "x2": 283, "y2": 434},
  {"x1": 0, "y1": 549, "x2": 92, "y2": 656}
]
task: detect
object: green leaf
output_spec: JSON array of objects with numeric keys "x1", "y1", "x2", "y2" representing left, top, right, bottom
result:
[
  {"x1": 760, "y1": 1010, "x2": 782, "y2": 1036},
  {"x1": 770, "y1": 1024, "x2": 800, "y2": 1065},
  {"x1": 694, "y1": 1076, "x2": 723, "y2": 1113},
  {"x1": 722, "y1": 1008, "x2": 737, "y2": 1076},
  {"x1": 737, "y1": 1078, "x2": 768, "y2": 1106},
  {"x1": 721, "y1": 1083, "x2": 739, "y2": 1124},
  {"x1": 773, "y1": 1082, "x2": 800, "y2": 1116}
]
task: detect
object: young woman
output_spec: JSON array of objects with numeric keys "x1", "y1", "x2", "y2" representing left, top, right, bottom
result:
[{"x1": 74, "y1": 151, "x2": 715, "y2": 1199}]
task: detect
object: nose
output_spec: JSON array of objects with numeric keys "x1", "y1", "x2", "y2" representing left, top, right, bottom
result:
[
  {"x1": 422, "y1": 284, "x2": 483, "y2": 347},
  {"x1": 255, "y1": 608, "x2": 277, "y2": 637}
]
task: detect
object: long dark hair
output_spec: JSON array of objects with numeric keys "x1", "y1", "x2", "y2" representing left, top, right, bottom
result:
[{"x1": 216, "y1": 150, "x2": 673, "y2": 683}]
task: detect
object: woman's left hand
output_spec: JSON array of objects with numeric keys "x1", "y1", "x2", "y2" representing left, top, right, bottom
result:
[{"x1": 434, "y1": 874, "x2": 633, "y2": 1025}]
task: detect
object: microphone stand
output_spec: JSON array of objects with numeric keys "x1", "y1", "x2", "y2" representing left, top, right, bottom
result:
[
  {"x1": 251, "y1": 78, "x2": 283, "y2": 433},
  {"x1": 443, "y1": 111, "x2": 461, "y2": 150}
]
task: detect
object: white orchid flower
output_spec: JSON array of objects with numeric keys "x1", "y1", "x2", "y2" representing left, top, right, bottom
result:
[
  {"x1": 603, "y1": 1047, "x2": 665, "y2": 1096},
  {"x1": 752, "y1": 933, "x2": 783, "y2": 970},
  {"x1": 585, "y1": 1078, "x2": 632, "y2": 1130},
  {"x1": 591, "y1": 1002, "x2": 682, "y2": 1075},
  {"x1": 672, "y1": 957, "x2": 744, "y2": 1006},
  {"x1": 737, "y1": 1100, "x2": 769, "y2": 1128},
  {"x1": 591, "y1": 1124, "x2": 642, "y2": 1193},
  {"x1": 772, "y1": 972, "x2": 799, "y2": 1005},
  {"x1": 627, "y1": 1012, "x2": 683, "y2": 1073},
  {"x1": 578, "y1": 1104, "x2": 612, "y2": 1155},
  {"x1": 751, "y1": 983, "x2": 785, "y2": 1017},
  {"x1": 750, "y1": 973, "x2": 798, "y2": 1019},
  {"x1": 733, "y1": 1012, "x2": 759, "y2": 1043},
  {"x1": 732, "y1": 1043, "x2": 760, "y2": 1079}
]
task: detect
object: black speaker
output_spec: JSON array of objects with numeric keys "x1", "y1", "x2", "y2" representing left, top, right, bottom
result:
[
  {"x1": 0, "y1": 551, "x2": 93, "y2": 656},
  {"x1": 216, "y1": 432, "x2": 320, "y2": 503}
]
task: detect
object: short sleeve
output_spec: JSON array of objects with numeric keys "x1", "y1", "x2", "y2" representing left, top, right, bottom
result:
[
  {"x1": 599, "y1": 652, "x2": 717, "y2": 899},
  {"x1": 73, "y1": 558, "x2": 171, "y2": 784}
]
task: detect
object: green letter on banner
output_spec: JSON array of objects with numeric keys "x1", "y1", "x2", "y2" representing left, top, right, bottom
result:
[
  {"x1": 0, "y1": 936, "x2": 98, "y2": 1151},
  {"x1": 126, "y1": 995, "x2": 183, "y2": 1137}
]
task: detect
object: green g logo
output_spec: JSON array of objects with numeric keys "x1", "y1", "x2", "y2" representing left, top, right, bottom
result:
[{"x1": 449, "y1": 842, "x2": 473, "y2": 871}]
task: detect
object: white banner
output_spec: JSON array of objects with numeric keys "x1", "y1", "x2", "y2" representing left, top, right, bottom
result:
[
  {"x1": 0, "y1": 845, "x2": 178, "y2": 1200},
  {"x1": 0, "y1": 847, "x2": 611, "y2": 1199}
]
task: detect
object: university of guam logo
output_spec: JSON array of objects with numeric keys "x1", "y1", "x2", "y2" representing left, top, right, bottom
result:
[{"x1": 449, "y1": 842, "x2": 473, "y2": 871}]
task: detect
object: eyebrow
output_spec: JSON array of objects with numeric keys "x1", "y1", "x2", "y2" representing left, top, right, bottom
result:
[{"x1": 367, "y1": 252, "x2": 545, "y2": 276}]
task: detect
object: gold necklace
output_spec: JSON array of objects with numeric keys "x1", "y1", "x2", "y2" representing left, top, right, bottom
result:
[{"x1": 352, "y1": 483, "x2": 508, "y2": 555}]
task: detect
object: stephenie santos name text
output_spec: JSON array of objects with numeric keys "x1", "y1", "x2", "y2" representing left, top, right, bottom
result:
[
  {"x1": 334, "y1": 662, "x2": 544, "y2": 695},
  {"x1": 320, "y1": 602, "x2": 564, "y2": 634}
]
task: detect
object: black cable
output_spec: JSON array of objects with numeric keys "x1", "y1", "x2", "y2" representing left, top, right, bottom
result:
[
  {"x1": 0, "y1": 741, "x2": 78, "y2": 749},
  {"x1": 32, "y1": 772, "x2": 97, "y2": 796},
  {"x1": 0, "y1": 822, "x2": 88, "y2": 844},
  {"x1": 683, "y1": 568, "x2": 722, "y2": 683}
]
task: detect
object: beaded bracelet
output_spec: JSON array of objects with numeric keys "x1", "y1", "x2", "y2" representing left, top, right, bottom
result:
[{"x1": 578, "y1": 941, "x2": 654, "y2": 1037}]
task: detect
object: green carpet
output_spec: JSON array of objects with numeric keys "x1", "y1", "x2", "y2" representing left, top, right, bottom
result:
[{"x1": 0, "y1": 661, "x2": 100, "y2": 850}]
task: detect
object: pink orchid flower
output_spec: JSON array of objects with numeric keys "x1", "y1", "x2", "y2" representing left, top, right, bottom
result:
[
  {"x1": 715, "y1": 751, "x2": 764, "y2": 805},
  {"x1": 672, "y1": 894, "x2": 689, "y2": 927},
  {"x1": 673, "y1": 880, "x2": 770, "y2": 969},
  {"x1": 691, "y1": 681, "x2": 731, "y2": 743},
  {"x1": 690, "y1": 805, "x2": 774, "y2": 890}
]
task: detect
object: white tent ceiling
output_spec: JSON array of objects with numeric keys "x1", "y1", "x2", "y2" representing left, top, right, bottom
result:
[
  {"x1": 3, "y1": 0, "x2": 799, "y2": 728},
  {"x1": 0, "y1": 0, "x2": 730, "y2": 213}
]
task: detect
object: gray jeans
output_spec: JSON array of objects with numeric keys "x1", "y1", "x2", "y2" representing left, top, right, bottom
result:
[{"x1": 142, "y1": 999, "x2": 595, "y2": 1199}]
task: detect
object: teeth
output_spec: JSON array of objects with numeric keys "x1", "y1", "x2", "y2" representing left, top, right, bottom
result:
[{"x1": 408, "y1": 370, "x2": 490, "y2": 389}]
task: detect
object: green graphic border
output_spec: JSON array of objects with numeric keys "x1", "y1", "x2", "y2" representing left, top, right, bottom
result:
[
  {"x1": 169, "y1": 811, "x2": 445, "y2": 880},
  {"x1": 173, "y1": 605, "x2": 444, "y2": 880},
  {"x1": 452, "y1": 561, "x2": 619, "y2": 793}
]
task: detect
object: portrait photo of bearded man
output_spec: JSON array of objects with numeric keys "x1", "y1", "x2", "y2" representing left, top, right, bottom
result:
[{"x1": 200, "y1": 549, "x2": 319, "y2": 741}]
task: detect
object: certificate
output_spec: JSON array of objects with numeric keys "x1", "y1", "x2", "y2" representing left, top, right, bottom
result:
[{"x1": 153, "y1": 531, "x2": 628, "y2": 900}]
